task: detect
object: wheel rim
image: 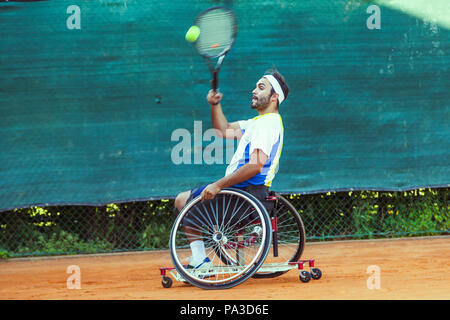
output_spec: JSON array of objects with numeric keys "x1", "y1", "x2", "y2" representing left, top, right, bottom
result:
[{"x1": 170, "y1": 189, "x2": 271, "y2": 287}]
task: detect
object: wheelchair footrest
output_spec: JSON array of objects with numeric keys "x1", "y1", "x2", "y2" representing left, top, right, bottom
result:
[{"x1": 160, "y1": 265, "x2": 249, "y2": 285}]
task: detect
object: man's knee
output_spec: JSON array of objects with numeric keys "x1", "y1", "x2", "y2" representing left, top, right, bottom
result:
[{"x1": 174, "y1": 190, "x2": 190, "y2": 211}]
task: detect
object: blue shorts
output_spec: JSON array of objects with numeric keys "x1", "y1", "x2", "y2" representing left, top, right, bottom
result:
[{"x1": 189, "y1": 183, "x2": 241, "y2": 199}]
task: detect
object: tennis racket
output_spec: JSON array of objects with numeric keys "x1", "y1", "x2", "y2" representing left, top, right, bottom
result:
[{"x1": 192, "y1": 6, "x2": 238, "y2": 92}]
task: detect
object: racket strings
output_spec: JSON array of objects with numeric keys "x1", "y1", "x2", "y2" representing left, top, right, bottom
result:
[{"x1": 195, "y1": 9, "x2": 237, "y2": 57}]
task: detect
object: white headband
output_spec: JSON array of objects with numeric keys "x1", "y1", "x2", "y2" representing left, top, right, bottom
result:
[{"x1": 264, "y1": 74, "x2": 285, "y2": 104}]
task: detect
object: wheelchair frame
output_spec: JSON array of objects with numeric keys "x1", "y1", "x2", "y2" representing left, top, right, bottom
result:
[{"x1": 159, "y1": 188, "x2": 322, "y2": 289}]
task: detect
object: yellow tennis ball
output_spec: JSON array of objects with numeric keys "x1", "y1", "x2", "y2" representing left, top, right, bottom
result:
[{"x1": 185, "y1": 25, "x2": 200, "y2": 43}]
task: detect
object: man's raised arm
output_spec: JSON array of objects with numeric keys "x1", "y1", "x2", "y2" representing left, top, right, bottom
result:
[{"x1": 207, "y1": 89, "x2": 243, "y2": 140}]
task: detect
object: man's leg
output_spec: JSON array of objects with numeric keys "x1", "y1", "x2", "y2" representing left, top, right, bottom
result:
[
  {"x1": 174, "y1": 187, "x2": 209, "y2": 267},
  {"x1": 174, "y1": 189, "x2": 204, "y2": 242},
  {"x1": 174, "y1": 190, "x2": 190, "y2": 213}
]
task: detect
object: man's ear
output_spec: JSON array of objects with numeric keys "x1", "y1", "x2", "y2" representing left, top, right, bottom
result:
[{"x1": 271, "y1": 92, "x2": 279, "y2": 103}]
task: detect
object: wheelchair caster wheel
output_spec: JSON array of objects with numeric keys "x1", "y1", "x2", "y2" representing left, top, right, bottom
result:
[
  {"x1": 311, "y1": 268, "x2": 322, "y2": 280},
  {"x1": 299, "y1": 270, "x2": 311, "y2": 283},
  {"x1": 162, "y1": 276, "x2": 173, "y2": 288}
]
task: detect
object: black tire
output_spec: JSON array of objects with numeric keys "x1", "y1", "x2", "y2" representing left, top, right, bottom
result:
[
  {"x1": 253, "y1": 193, "x2": 306, "y2": 279},
  {"x1": 299, "y1": 270, "x2": 311, "y2": 283},
  {"x1": 311, "y1": 268, "x2": 322, "y2": 280},
  {"x1": 169, "y1": 188, "x2": 272, "y2": 290},
  {"x1": 162, "y1": 276, "x2": 173, "y2": 288}
]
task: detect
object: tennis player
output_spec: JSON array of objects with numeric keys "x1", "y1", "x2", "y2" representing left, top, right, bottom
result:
[{"x1": 174, "y1": 69, "x2": 289, "y2": 269}]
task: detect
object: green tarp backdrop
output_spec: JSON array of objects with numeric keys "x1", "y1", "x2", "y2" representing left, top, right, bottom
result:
[{"x1": 0, "y1": 0, "x2": 449, "y2": 211}]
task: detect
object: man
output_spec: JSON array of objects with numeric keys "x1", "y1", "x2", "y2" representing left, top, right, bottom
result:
[{"x1": 174, "y1": 69, "x2": 289, "y2": 269}]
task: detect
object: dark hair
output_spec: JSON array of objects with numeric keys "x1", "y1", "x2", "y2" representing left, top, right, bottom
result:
[{"x1": 264, "y1": 68, "x2": 289, "y2": 106}]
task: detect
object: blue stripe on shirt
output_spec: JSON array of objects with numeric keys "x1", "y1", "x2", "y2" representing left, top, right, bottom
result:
[{"x1": 232, "y1": 134, "x2": 281, "y2": 188}]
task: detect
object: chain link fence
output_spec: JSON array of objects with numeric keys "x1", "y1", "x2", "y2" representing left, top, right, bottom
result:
[{"x1": 0, "y1": 187, "x2": 448, "y2": 258}]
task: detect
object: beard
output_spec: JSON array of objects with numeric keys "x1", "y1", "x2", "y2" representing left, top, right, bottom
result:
[{"x1": 251, "y1": 94, "x2": 270, "y2": 110}]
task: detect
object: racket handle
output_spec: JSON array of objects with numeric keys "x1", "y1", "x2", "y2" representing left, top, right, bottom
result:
[{"x1": 211, "y1": 70, "x2": 218, "y2": 92}]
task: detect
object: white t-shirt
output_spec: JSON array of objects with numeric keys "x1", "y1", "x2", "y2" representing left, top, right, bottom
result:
[{"x1": 225, "y1": 113, "x2": 284, "y2": 187}]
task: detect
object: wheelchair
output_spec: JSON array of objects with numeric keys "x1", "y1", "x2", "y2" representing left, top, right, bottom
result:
[{"x1": 159, "y1": 188, "x2": 322, "y2": 289}]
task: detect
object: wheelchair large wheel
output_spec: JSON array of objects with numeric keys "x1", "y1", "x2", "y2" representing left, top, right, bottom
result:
[
  {"x1": 169, "y1": 188, "x2": 272, "y2": 289},
  {"x1": 252, "y1": 193, "x2": 306, "y2": 278}
]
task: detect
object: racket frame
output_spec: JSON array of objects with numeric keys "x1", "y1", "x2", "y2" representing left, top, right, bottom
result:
[{"x1": 193, "y1": 6, "x2": 238, "y2": 92}]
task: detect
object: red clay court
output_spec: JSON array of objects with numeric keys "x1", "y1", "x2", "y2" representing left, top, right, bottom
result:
[{"x1": 1, "y1": 236, "x2": 449, "y2": 300}]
